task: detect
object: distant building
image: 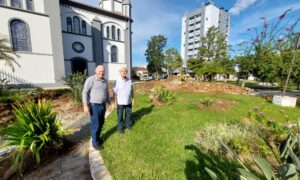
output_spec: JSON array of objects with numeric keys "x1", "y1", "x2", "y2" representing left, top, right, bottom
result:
[
  {"x1": 0, "y1": 0, "x2": 132, "y2": 86},
  {"x1": 181, "y1": 2, "x2": 230, "y2": 66}
]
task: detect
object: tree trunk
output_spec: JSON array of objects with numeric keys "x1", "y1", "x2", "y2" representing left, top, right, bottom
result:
[{"x1": 297, "y1": 79, "x2": 300, "y2": 90}]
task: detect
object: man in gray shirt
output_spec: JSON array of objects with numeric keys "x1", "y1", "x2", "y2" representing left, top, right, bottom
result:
[{"x1": 82, "y1": 65, "x2": 110, "y2": 148}]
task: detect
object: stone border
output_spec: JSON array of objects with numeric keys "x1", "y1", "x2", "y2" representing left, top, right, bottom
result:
[{"x1": 89, "y1": 110, "x2": 113, "y2": 180}]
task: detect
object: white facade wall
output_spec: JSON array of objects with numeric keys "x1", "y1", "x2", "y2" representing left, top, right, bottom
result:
[
  {"x1": 62, "y1": 34, "x2": 93, "y2": 61},
  {"x1": 103, "y1": 0, "x2": 112, "y2": 11},
  {"x1": 103, "y1": 40, "x2": 125, "y2": 63},
  {"x1": 0, "y1": 6, "x2": 56, "y2": 83},
  {"x1": 203, "y1": 4, "x2": 220, "y2": 35},
  {"x1": 103, "y1": 62, "x2": 126, "y2": 80},
  {"x1": 114, "y1": 1, "x2": 122, "y2": 14},
  {"x1": 60, "y1": 5, "x2": 128, "y2": 80},
  {"x1": 180, "y1": 16, "x2": 186, "y2": 63},
  {"x1": 0, "y1": 54, "x2": 55, "y2": 83}
]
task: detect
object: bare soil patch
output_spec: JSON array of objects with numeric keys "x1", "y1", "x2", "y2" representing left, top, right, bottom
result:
[
  {"x1": 196, "y1": 99, "x2": 237, "y2": 111},
  {"x1": 0, "y1": 89, "x2": 84, "y2": 127}
]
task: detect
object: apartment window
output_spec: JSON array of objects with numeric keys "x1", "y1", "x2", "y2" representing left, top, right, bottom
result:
[
  {"x1": 188, "y1": 43, "x2": 193, "y2": 45},
  {"x1": 117, "y1": 29, "x2": 120, "y2": 40},
  {"x1": 26, "y1": 0, "x2": 33, "y2": 11},
  {"x1": 73, "y1": 17, "x2": 80, "y2": 34},
  {"x1": 82, "y1": 20, "x2": 86, "y2": 35},
  {"x1": 111, "y1": 46, "x2": 118, "y2": 62},
  {"x1": 189, "y1": 30, "x2": 194, "y2": 33},
  {"x1": 106, "y1": 26, "x2": 110, "y2": 38},
  {"x1": 10, "y1": 19, "x2": 31, "y2": 52},
  {"x1": 67, "y1": 17, "x2": 72, "y2": 32},
  {"x1": 112, "y1": 25, "x2": 116, "y2": 40},
  {"x1": 206, "y1": 17, "x2": 208, "y2": 21},
  {"x1": 0, "y1": 0, "x2": 6, "y2": 5},
  {"x1": 11, "y1": 0, "x2": 22, "y2": 8}
]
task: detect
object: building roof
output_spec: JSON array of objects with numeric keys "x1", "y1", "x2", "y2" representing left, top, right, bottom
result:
[{"x1": 60, "y1": 0, "x2": 132, "y2": 22}]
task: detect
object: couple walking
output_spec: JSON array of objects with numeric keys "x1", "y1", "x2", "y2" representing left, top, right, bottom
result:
[{"x1": 82, "y1": 65, "x2": 133, "y2": 149}]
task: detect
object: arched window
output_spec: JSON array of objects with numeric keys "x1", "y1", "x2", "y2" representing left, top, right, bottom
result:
[
  {"x1": 67, "y1": 17, "x2": 72, "y2": 32},
  {"x1": 10, "y1": 19, "x2": 31, "y2": 51},
  {"x1": 26, "y1": 0, "x2": 34, "y2": 11},
  {"x1": 73, "y1": 16, "x2": 80, "y2": 34},
  {"x1": 82, "y1": 20, "x2": 86, "y2": 35},
  {"x1": 111, "y1": 46, "x2": 118, "y2": 62},
  {"x1": 0, "y1": 0, "x2": 6, "y2": 5},
  {"x1": 117, "y1": 29, "x2": 121, "y2": 41},
  {"x1": 112, "y1": 25, "x2": 116, "y2": 40},
  {"x1": 106, "y1": 26, "x2": 110, "y2": 38},
  {"x1": 11, "y1": 0, "x2": 22, "y2": 8}
]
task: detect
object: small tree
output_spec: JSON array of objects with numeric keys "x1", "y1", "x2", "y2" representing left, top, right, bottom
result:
[
  {"x1": 198, "y1": 26, "x2": 228, "y2": 62},
  {"x1": 145, "y1": 35, "x2": 167, "y2": 78},
  {"x1": 237, "y1": 9, "x2": 300, "y2": 87},
  {"x1": 187, "y1": 26, "x2": 231, "y2": 81},
  {"x1": 164, "y1": 48, "x2": 182, "y2": 77}
]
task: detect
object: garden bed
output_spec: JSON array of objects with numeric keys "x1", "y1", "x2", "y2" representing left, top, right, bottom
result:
[{"x1": 99, "y1": 92, "x2": 300, "y2": 179}]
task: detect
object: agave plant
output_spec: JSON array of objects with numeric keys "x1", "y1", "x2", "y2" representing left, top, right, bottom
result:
[
  {"x1": 61, "y1": 71, "x2": 87, "y2": 104},
  {"x1": 153, "y1": 85, "x2": 175, "y2": 104},
  {"x1": 205, "y1": 119, "x2": 300, "y2": 180},
  {"x1": 200, "y1": 97, "x2": 214, "y2": 107},
  {"x1": 0, "y1": 99, "x2": 66, "y2": 171}
]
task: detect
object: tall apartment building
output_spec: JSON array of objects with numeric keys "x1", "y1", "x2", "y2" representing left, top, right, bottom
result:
[{"x1": 181, "y1": 2, "x2": 230, "y2": 66}]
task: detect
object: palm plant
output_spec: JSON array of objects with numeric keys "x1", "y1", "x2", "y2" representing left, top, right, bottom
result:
[
  {"x1": 61, "y1": 71, "x2": 87, "y2": 104},
  {"x1": 0, "y1": 99, "x2": 66, "y2": 171},
  {"x1": 0, "y1": 35, "x2": 19, "y2": 72}
]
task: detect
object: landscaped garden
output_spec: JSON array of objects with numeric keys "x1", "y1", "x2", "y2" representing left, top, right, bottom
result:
[{"x1": 100, "y1": 86, "x2": 300, "y2": 179}]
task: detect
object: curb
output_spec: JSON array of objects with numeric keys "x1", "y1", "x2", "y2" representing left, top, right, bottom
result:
[{"x1": 89, "y1": 110, "x2": 113, "y2": 180}]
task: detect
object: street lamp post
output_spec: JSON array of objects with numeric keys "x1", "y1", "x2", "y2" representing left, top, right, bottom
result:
[{"x1": 282, "y1": 33, "x2": 300, "y2": 96}]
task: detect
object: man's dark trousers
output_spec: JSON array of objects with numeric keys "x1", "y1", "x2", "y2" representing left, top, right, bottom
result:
[
  {"x1": 117, "y1": 104, "x2": 132, "y2": 130},
  {"x1": 90, "y1": 103, "x2": 106, "y2": 146}
]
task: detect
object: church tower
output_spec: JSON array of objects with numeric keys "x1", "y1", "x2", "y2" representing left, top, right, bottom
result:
[{"x1": 99, "y1": 0, "x2": 131, "y2": 17}]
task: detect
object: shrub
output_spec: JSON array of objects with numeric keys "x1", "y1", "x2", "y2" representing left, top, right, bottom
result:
[
  {"x1": 0, "y1": 99, "x2": 65, "y2": 171},
  {"x1": 206, "y1": 119, "x2": 300, "y2": 180},
  {"x1": 195, "y1": 122, "x2": 257, "y2": 155},
  {"x1": 153, "y1": 85, "x2": 175, "y2": 104},
  {"x1": 199, "y1": 97, "x2": 214, "y2": 107},
  {"x1": 61, "y1": 72, "x2": 87, "y2": 104},
  {"x1": 248, "y1": 106, "x2": 291, "y2": 140}
]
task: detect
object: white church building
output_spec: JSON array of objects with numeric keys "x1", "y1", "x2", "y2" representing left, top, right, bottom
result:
[{"x1": 0, "y1": 0, "x2": 132, "y2": 86}]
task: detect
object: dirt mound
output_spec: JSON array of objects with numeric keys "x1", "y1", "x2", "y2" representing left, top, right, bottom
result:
[
  {"x1": 134, "y1": 77, "x2": 249, "y2": 95},
  {"x1": 0, "y1": 89, "x2": 84, "y2": 127}
]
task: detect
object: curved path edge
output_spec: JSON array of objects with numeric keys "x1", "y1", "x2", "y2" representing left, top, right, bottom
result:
[{"x1": 89, "y1": 110, "x2": 113, "y2": 180}]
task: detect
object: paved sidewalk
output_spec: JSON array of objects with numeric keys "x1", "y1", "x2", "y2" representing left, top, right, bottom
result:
[{"x1": 24, "y1": 115, "x2": 92, "y2": 180}]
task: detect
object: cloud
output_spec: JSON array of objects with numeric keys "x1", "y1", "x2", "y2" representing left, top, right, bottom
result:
[
  {"x1": 229, "y1": 0, "x2": 258, "y2": 15},
  {"x1": 230, "y1": 2, "x2": 300, "y2": 36}
]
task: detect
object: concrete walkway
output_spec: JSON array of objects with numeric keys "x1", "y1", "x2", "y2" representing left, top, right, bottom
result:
[{"x1": 24, "y1": 115, "x2": 92, "y2": 180}]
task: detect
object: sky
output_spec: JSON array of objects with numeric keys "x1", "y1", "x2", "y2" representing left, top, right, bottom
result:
[{"x1": 78, "y1": 0, "x2": 300, "y2": 67}]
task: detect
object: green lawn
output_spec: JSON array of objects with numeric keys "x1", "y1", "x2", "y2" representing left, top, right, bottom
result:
[{"x1": 100, "y1": 92, "x2": 300, "y2": 179}]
